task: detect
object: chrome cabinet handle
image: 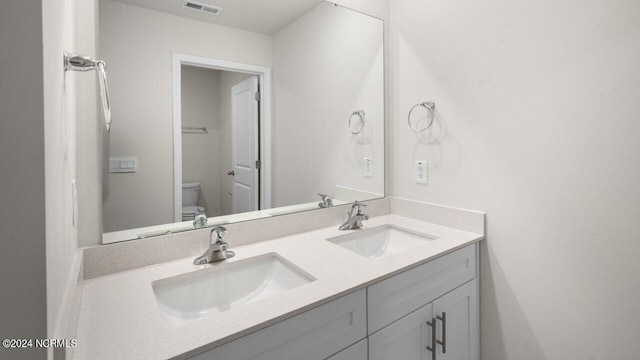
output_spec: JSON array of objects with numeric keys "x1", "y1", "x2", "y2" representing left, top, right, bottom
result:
[
  {"x1": 421, "y1": 320, "x2": 426, "y2": 359},
  {"x1": 426, "y1": 318, "x2": 436, "y2": 360},
  {"x1": 227, "y1": 170, "x2": 235, "y2": 176},
  {"x1": 437, "y1": 312, "x2": 447, "y2": 354}
]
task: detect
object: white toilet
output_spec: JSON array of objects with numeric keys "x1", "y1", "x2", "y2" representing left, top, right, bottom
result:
[{"x1": 182, "y1": 182, "x2": 205, "y2": 221}]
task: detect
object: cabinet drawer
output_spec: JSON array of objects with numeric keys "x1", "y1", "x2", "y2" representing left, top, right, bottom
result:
[
  {"x1": 367, "y1": 244, "x2": 476, "y2": 334},
  {"x1": 326, "y1": 339, "x2": 367, "y2": 360},
  {"x1": 190, "y1": 289, "x2": 367, "y2": 360}
]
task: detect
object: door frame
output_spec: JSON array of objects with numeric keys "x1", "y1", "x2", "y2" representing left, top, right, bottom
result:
[{"x1": 172, "y1": 53, "x2": 272, "y2": 222}]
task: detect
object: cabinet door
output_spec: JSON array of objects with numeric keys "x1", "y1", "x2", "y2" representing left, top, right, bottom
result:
[
  {"x1": 432, "y1": 280, "x2": 478, "y2": 360},
  {"x1": 369, "y1": 304, "x2": 433, "y2": 360},
  {"x1": 326, "y1": 339, "x2": 367, "y2": 360}
]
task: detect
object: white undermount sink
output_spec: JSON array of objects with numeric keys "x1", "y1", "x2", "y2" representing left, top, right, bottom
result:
[
  {"x1": 327, "y1": 225, "x2": 437, "y2": 259},
  {"x1": 152, "y1": 253, "x2": 315, "y2": 327}
]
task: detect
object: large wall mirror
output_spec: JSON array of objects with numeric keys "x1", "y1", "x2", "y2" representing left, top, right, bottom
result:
[{"x1": 100, "y1": 0, "x2": 385, "y2": 243}]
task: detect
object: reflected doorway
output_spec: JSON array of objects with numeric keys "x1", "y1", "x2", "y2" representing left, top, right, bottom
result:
[{"x1": 173, "y1": 54, "x2": 271, "y2": 222}]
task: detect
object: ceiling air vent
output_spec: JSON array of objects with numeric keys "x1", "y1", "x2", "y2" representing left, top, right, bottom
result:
[{"x1": 182, "y1": 0, "x2": 222, "y2": 15}]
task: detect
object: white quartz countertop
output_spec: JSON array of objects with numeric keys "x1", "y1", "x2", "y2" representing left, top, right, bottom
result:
[{"x1": 73, "y1": 214, "x2": 483, "y2": 360}]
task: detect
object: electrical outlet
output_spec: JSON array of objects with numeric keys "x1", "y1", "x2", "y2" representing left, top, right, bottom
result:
[
  {"x1": 364, "y1": 157, "x2": 373, "y2": 178},
  {"x1": 415, "y1": 161, "x2": 428, "y2": 184}
]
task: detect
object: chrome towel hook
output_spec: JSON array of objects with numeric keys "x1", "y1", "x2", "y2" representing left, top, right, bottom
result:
[
  {"x1": 349, "y1": 110, "x2": 365, "y2": 134},
  {"x1": 408, "y1": 101, "x2": 435, "y2": 132},
  {"x1": 64, "y1": 52, "x2": 112, "y2": 132}
]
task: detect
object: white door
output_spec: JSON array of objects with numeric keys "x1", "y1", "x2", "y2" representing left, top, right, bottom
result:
[
  {"x1": 231, "y1": 76, "x2": 259, "y2": 214},
  {"x1": 369, "y1": 303, "x2": 434, "y2": 360}
]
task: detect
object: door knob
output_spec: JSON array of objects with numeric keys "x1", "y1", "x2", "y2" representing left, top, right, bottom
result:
[{"x1": 227, "y1": 170, "x2": 235, "y2": 176}]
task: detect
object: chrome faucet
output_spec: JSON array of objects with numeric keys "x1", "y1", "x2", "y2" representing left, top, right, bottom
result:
[
  {"x1": 193, "y1": 226, "x2": 235, "y2": 265},
  {"x1": 193, "y1": 208, "x2": 207, "y2": 229},
  {"x1": 339, "y1": 201, "x2": 369, "y2": 230},
  {"x1": 318, "y1": 193, "x2": 334, "y2": 208}
]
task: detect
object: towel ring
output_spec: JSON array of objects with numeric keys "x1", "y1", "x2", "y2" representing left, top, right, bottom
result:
[
  {"x1": 349, "y1": 110, "x2": 365, "y2": 134},
  {"x1": 408, "y1": 101, "x2": 435, "y2": 132}
]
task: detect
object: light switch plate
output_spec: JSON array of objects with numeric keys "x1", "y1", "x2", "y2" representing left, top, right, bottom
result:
[
  {"x1": 364, "y1": 157, "x2": 373, "y2": 177},
  {"x1": 109, "y1": 156, "x2": 138, "y2": 173},
  {"x1": 415, "y1": 161, "x2": 428, "y2": 184}
]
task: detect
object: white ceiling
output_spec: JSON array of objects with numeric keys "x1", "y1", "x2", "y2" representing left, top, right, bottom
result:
[{"x1": 109, "y1": 0, "x2": 325, "y2": 35}]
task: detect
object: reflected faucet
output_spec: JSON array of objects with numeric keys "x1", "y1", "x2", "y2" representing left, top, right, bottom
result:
[
  {"x1": 339, "y1": 201, "x2": 369, "y2": 230},
  {"x1": 318, "y1": 193, "x2": 334, "y2": 208},
  {"x1": 193, "y1": 226, "x2": 235, "y2": 265},
  {"x1": 193, "y1": 208, "x2": 207, "y2": 229}
]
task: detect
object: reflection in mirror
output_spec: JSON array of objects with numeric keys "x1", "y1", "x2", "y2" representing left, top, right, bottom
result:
[
  {"x1": 176, "y1": 58, "x2": 269, "y2": 225},
  {"x1": 181, "y1": 66, "x2": 258, "y2": 219},
  {"x1": 100, "y1": 0, "x2": 384, "y2": 243}
]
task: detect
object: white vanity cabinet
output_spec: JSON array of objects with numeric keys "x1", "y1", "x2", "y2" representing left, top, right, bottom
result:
[
  {"x1": 368, "y1": 245, "x2": 478, "y2": 360},
  {"x1": 189, "y1": 244, "x2": 478, "y2": 360},
  {"x1": 369, "y1": 280, "x2": 477, "y2": 360}
]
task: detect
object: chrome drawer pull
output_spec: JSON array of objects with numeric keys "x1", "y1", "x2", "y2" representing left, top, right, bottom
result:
[
  {"x1": 436, "y1": 312, "x2": 447, "y2": 353},
  {"x1": 426, "y1": 318, "x2": 436, "y2": 360}
]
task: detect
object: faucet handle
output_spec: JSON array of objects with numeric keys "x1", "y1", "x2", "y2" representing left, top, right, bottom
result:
[
  {"x1": 210, "y1": 226, "x2": 228, "y2": 244},
  {"x1": 352, "y1": 201, "x2": 368, "y2": 213},
  {"x1": 318, "y1": 193, "x2": 333, "y2": 208}
]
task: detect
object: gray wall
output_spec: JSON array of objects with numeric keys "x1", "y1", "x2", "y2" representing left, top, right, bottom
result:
[
  {"x1": 272, "y1": 2, "x2": 385, "y2": 207},
  {"x1": 76, "y1": 0, "x2": 102, "y2": 249},
  {"x1": 390, "y1": 0, "x2": 640, "y2": 358},
  {"x1": 181, "y1": 66, "x2": 223, "y2": 217},
  {"x1": 0, "y1": 1, "x2": 47, "y2": 359},
  {"x1": 0, "y1": 0, "x2": 98, "y2": 357},
  {"x1": 43, "y1": 0, "x2": 98, "y2": 347}
]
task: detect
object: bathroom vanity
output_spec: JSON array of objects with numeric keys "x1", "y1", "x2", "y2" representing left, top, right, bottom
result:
[
  {"x1": 191, "y1": 244, "x2": 477, "y2": 360},
  {"x1": 59, "y1": 198, "x2": 483, "y2": 360}
]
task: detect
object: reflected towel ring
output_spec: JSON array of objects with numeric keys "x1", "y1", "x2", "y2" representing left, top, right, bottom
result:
[
  {"x1": 349, "y1": 110, "x2": 365, "y2": 134},
  {"x1": 408, "y1": 101, "x2": 435, "y2": 132},
  {"x1": 64, "y1": 52, "x2": 112, "y2": 131},
  {"x1": 97, "y1": 61, "x2": 112, "y2": 131}
]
